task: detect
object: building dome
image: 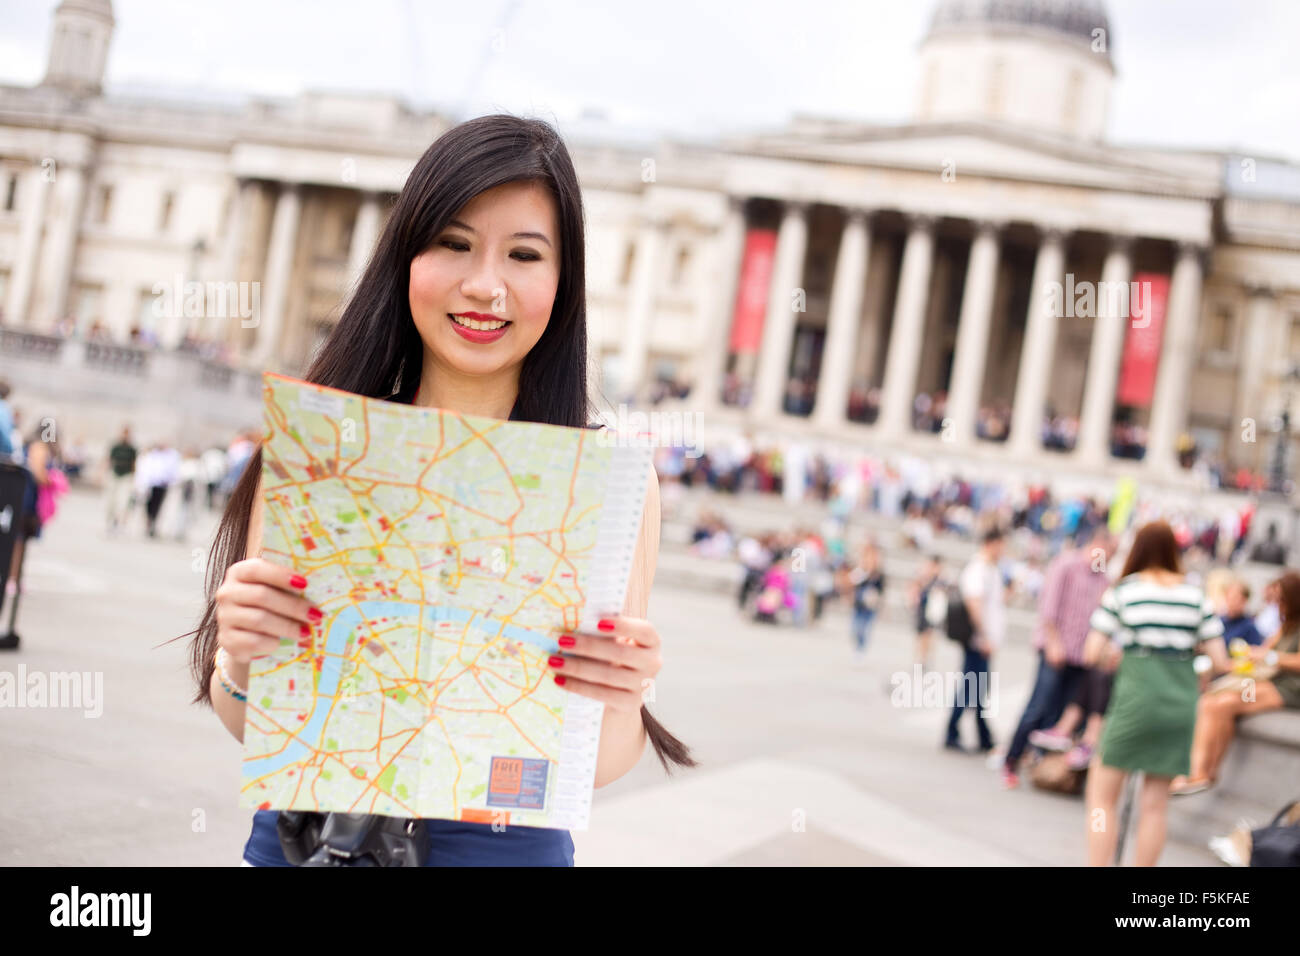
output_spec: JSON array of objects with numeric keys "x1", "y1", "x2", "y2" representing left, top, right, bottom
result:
[
  {"x1": 915, "y1": 0, "x2": 1115, "y2": 141},
  {"x1": 927, "y1": 0, "x2": 1113, "y2": 60}
]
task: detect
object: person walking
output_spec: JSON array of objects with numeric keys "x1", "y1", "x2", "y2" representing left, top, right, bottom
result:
[
  {"x1": 846, "y1": 541, "x2": 884, "y2": 665},
  {"x1": 907, "y1": 554, "x2": 943, "y2": 673},
  {"x1": 1001, "y1": 529, "x2": 1115, "y2": 788},
  {"x1": 105, "y1": 425, "x2": 137, "y2": 534},
  {"x1": 174, "y1": 447, "x2": 201, "y2": 542},
  {"x1": 945, "y1": 527, "x2": 1006, "y2": 753},
  {"x1": 137, "y1": 442, "x2": 180, "y2": 538},
  {"x1": 1083, "y1": 521, "x2": 1231, "y2": 866}
]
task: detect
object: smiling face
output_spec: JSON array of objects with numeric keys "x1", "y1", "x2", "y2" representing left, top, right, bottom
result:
[{"x1": 408, "y1": 180, "x2": 561, "y2": 396}]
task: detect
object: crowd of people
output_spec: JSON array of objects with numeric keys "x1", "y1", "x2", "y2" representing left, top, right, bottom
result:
[
  {"x1": 677, "y1": 444, "x2": 1299, "y2": 866},
  {"x1": 0, "y1": 374, "x2": 259, "y2": 600},
  {"x1": 3, "y1": 310, "x2": 238, "y2": 365}
]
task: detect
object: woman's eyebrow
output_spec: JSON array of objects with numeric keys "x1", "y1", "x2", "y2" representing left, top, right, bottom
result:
[{"x1": 446, "y1": 218, "x2": 552, "y2": 248}]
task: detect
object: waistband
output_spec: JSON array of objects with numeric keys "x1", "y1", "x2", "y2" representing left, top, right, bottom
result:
[{"x1": 1122, "y1": 644, "x2": 1196, "y2": 660}]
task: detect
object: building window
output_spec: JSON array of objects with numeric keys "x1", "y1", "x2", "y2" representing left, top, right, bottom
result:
[
  {"x1": 1204, "y1": 304, "x2": 1234, "y2": 353},
  {"x1": 94, "y1": 184, "x2": 113, "y2": 225},
  {"x1": 3, "y1": 173, "x2": 16, "y2": 213},
  {"x1": 671, "y1": 244, "x2": 691, "y2": 286},
  {"x1": 74, "y1": 283, "x2": 104, "y2": 335},
  {"x1": 620, "y1": 241, "x2": 636, "y2": 285},
  {"x1": 136, "y1": 287, "x2": 160, "y2": 338},
  {"x1": 158, "y1": 190, "x2": 175, "y2": 233},
  {"x1": 339, "y1": 210, "x2": 356, "y2": 256}
]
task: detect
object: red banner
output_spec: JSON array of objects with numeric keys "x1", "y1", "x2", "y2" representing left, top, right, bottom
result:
[
  {"x1": 1116, "y1": 272, "x2": 1170, "y2": 408},
  {"x1": 728, "y1": 229, "x2": 777, "y2": 355}
]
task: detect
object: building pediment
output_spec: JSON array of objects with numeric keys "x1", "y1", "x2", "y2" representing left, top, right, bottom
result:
[{"x1": 721, "y1": 119, "x2": 1222, "y2": 201}]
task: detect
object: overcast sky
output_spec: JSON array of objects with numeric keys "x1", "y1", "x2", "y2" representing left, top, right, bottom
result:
[{"x1": 2, "y1": 0, "x2": 1298, "y2": 160}]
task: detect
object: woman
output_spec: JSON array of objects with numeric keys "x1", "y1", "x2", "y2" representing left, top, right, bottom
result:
[
  {"x1": 6, "y1": 419, "x2": 59, "y2": 598},
  {"x1": 179, "y1": 115, "x2": 695, "y2": 866},
  {"x1": 1170, "y1": 570, "x2": 1300, "y2": 795},
  {"x1": 846, "y1": 541, "x2": 884, "y2": 663},
  {"x1": 1082, "y1": 521, "x2": 1229, "y2": 866},
  {"x1": 908, "y1": 553, "x2": 943, "y2": 672}
]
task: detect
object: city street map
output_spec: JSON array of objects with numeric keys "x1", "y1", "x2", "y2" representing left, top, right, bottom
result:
[{"x1": 238, "y1": 372, "x2": 651, "y2": 830}]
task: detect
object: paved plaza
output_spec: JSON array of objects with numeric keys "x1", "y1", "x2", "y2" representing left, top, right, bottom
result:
[{"x1": 1, "y1": 486, "x2": 1217, "y2": 866}]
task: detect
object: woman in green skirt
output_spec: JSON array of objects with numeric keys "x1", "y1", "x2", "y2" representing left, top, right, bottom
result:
[{"x1": 1082, "y1": 520, "x2": 1230, "y2": 866}]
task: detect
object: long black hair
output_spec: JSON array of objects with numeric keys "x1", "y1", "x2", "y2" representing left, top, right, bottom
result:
[{"x1": 178, "y1": 113, "x2": 695, "y2": 774}]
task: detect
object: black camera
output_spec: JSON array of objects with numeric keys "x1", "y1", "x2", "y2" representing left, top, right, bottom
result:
[{"x1": 278, "y1": 811, "x2": 430, "y2": 866}]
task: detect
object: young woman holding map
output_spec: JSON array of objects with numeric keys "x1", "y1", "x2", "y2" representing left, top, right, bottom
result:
[{"x1": 178, "y1": 114, "x2": 695, "y2": 866}]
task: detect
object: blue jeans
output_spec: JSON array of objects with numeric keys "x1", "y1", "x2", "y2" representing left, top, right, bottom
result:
[
  {"x1": 1004, "y1": 650, "x2": 1087, "y2": 770},
  {"x1": 852, "y1": 609, "x2": 876, "y2": 652},
  {"x1": 242, "y1": 809, "x2": 573, "y2": 866},
  {"x1": 946, "y1": 646, "x2": 993, "y2": 750}
]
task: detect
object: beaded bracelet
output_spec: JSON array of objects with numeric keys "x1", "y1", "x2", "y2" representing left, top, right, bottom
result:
[{"x1": 215, "y1": 646, "x2": 248, "y2": 702}]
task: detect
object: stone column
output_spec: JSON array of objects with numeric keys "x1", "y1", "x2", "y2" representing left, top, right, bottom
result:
[
  {"x1": 877, "y1": 213, "x2": 937, "y2": 439},
  {"x1": 750, "y1": 200, "x2": 810, "y2": 419},
  {"x1": 618, "y1": 211, "x2": 670, "y2": 403},
  {"x1": 3, "y1": 164, "x2": 51, "y2": 326},
  {"x1": 39, "y1": 161, "x2": 89, "y2": 328},
  {"x1": 691, "y1": 194, "x2": 747, "y2": 412},
  {"x1": 944, "y1": 219, "x2": 1002, "y2": 445},
  {"x1": 1009, "y1": 227, "x2": 1068, "y2": 458},
  {"x1": 1235, "y1": 282, "x2": 1279, "y2": 462},
  {"x1": 249, "y1": 183, "x2": 302, "y2": 368},
  {"x1": 1076, "y1": 235, "x2": 1135, "y2": 466},
  {"x1": 346, "y1": 190, "x2": 383, "y2": 294},
  {"x1": 210, "y1": 178, "x2": 254, "y2": 341},
  {"x1": 812, "y1": 208, "x2": 871, "y2": 429},
  {"x1": 1146, "y1": 242, "x2": 1207, "y2": 474}
]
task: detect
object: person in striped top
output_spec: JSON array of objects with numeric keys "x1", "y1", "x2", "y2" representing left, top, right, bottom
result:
[{"x1": 1082, "y1": 521, "x2": 1230, "y2": 866}]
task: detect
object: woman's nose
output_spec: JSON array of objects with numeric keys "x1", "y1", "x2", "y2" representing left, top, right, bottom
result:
[{"x1": 460, "y1": 256, "x2": 505, "y2": 306}]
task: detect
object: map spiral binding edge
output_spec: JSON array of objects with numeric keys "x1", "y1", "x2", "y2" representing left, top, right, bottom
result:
[{"x1": 550, "y1": 438, "x2": 655, "y2": 830}]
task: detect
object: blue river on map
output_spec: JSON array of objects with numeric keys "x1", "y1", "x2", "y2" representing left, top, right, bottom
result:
[{"x1": 242, "y1": 600, "x2": 557, "y2": 779}]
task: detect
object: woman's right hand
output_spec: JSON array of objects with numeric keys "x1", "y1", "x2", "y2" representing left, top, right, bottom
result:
[{"x1": 215, "y1": 558, "x2": 319, "y2": 663}]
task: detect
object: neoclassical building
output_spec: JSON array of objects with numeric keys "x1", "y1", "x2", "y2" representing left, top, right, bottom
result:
[{"x1": 2, "y1": 0, "x2": 1299, "y2": 493}]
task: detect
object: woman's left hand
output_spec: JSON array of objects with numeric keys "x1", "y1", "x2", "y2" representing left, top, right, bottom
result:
[{"x1": 547, "y1": 615, "x2": 662, "y2": 715}]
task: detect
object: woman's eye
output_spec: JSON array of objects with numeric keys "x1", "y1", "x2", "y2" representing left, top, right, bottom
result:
[{"x1": 438, "y1": 239, "x2": 538, "y2": 262}]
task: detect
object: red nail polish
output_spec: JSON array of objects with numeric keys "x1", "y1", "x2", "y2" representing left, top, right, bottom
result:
[
  {"x1": 300, "y1": 623, "x2": 310, "y2": 636},
  {"x1": 548, "y1": 655, "x2": 564, "y2": 668},
  {"x1": 290, "y1": 574, "x2": 308, "y2": 589},
  {"x1": 308, "y1": 607, "x2": 323, "y2": 622},
  {"x1": 553, "y1": 674, "x2": 566, "y2": 686},
  {"x1": 558, "y1": 635, "x2": 576, "y2": 647},
  {"x1": 597, "y1": 619, "x2": 615, "y2": 632}
]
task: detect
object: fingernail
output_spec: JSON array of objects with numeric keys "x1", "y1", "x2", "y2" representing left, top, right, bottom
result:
[
  {"x1": 597, "y1": 619, "x2": 615, "y2": 632},
  {"x1": 300, "y1": 623, "x2": 310, "y2": 636},
  {"x1": 290, "y1": 574, "x2": 308, "y2": 589},
  {"x1": 553, "y1": 674, "x2": 566, "y2": 686},
  {"x1": 307, "y1": 607, "x2": 323, "y2": 621},
  {"x1": 558, "y1": 635, "x2": 576, "y2": 647},
  {"x1": 547, "y1": 655, "x2": 564, "y2": 668}
]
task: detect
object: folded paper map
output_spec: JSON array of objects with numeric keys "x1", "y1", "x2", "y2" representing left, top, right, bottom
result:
[{"x1": 238, "y1": 372, "x2": 652, "y2": 830}]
